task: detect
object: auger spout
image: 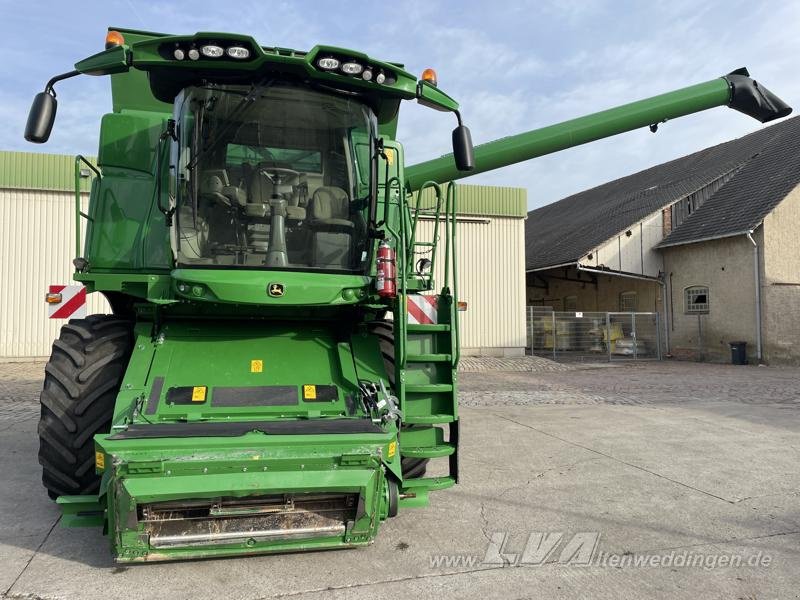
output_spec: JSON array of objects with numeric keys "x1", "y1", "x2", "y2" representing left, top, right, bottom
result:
[{"x1": 405, "y1": 68, "x2": 791, "y2": 191}]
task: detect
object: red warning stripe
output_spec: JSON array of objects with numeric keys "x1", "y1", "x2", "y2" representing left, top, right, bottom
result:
[
  {"x1": 407, "y1": 298, "x2": 430, "y2": 324},
  {"x1": 51, "y1": 287, "x2": 87, "y2": 319},
  {"x1": 49, "y1": 285, "x2": 66, "y2": 295},
  {"x1": 407, "y1": 295, "x2": 438, "y2": 325}
]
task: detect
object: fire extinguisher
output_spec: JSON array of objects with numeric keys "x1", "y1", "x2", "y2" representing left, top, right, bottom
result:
[{"x1": 376, "y1": 239, "x2": 397, "y2": 298}]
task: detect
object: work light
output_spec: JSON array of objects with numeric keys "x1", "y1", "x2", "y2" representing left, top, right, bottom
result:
[
  {"x1": 200, "y1": 45, "x2": 224, "y2": 58},
  {"x1": 341, "y1": 62, "x2": 363, "y2": 75},
  {"x1": 226, "y1": 46, "x2": 250, "y2": 59},
  {"x1": 317, "y1": 57, "x2": 340, "y2": 70}
]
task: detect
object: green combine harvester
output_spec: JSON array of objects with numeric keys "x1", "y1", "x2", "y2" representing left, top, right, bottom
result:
[{"x1": 25, "y1": 28, "x2": 790, "y2": 562}]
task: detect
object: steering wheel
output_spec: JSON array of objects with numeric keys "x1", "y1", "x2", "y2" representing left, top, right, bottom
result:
[{"x1": 256, "y1": 166, "x2": 300, "y2": 186}]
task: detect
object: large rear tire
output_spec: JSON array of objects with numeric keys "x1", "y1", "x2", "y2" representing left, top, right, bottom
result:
[
  {"x1": 369, "y1": 320, "x2": 428, "y2": 479},
  {"x1": 38, "y1": 315, "x2": 134, "y2": 499}
]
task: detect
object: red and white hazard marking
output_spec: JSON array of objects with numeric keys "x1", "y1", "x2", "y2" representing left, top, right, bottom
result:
[
  {"x1": 47, "y1": 285, "x2": 87, "y2": 319},
  {"x1": 407, "y1": 294, "x2": 438, "y2": 325}
]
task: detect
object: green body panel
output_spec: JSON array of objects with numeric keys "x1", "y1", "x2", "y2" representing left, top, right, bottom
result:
[
  {"x1": 98, "y1": 433, "x2": 391, "y2": 562},
  {"x1": 405, "y1": 78, "x2": 732, "y2": 190}
]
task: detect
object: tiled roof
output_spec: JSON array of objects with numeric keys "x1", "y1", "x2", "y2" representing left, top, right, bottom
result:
[{"x1": 525, "y1": 116, "x2": 800, "y2": 270}]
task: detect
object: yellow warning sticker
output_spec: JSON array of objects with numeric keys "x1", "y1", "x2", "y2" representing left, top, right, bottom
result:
[
  {"x1": 95, "y1": 451, "x2": 105, "y2": 470},
  {"x1": 191, "y1": 386, "x2": 207, "y2": 402},
  {"x1": 303, "y1": 385, "x2": 317, "y2": 400},
  {"x1": 387, "y1": 441, "x2": 397, "y2": 459},
  {"x1": 251, "y1": 359, "x2": 263, "y2": 373},
  {"x1": 384, "y1": 148, "x2": 394, "y2": 165}
]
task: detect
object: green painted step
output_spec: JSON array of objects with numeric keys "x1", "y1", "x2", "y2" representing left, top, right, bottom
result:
[
  {"x1": 407, "y1": 324, "x2": 450, "y2": 333},
  {"x1": 407, "y1": 353, "x2": 452, "y2": 363},
  {"x1": 403, "y1": 414, "x2": 455, "y2": 424},
  {"x1": 402, "y1": 476, "x2": 456, "y2": 492},
  {"x1": 405, "y1": 383, "x2": 453, "y2": 393},
  {"x1": 401, "y1": 443, "x2": 456, "y2": 458}
]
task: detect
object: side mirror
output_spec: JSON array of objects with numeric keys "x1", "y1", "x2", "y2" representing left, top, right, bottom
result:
[
  {"x1": 24, "y1": 92, "x2": 57, "y2": 143},
  {"x1": 452, "y1": 124, "x2": 474, "y2": 172}
]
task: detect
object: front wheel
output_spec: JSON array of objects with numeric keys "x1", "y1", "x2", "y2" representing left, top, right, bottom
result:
[{"x1": 38, "y1": 315, "x2": 134, "y2": 499}]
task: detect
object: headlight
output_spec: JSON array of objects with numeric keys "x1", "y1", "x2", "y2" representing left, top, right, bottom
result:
[
  {"x1": 341, "y1": 61, "x2": 363, "y2": 75},
  {"x1": 362, "y1": 69, "x2": 373, "y2": 81},
  {"x1": 375, "y1": 71, "x2": 386, "y2": 84},
  {"x1": 200, "y1": 45, "x2": 224, "y2": 58},
  {"x1": 226, "y1": 46, "x2": 250, "y2": 59},
  {"x1": 188, "y1": 48, "x2": 200, "y2": 60},
  {"x1": 317, "y1": 57, "x2": 340, "y2": 70},
  {"x1": 173, "y1": 48, "x2": 185, "y2": 60}
]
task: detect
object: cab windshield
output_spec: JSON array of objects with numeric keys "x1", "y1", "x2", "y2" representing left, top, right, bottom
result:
[{"x1": 175, "y1": 84, "x2": 375, "y2": 271}]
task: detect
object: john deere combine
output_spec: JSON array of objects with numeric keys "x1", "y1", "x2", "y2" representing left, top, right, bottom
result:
[{"x1": 25, "y1": 28, "x2": 790, "y2": 562}]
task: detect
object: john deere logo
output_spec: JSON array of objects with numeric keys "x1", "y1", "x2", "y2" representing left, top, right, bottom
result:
[{"x1": 268, "y1": 283, "x2": 285, "y2": 297}]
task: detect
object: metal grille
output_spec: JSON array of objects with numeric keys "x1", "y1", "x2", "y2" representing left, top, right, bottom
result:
[{"x1": 526, "y1": 307, "x2": 662, "y2": 362}]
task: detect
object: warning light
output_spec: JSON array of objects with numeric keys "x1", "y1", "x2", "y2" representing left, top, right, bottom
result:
[
  {"x1": 105, "y1": 30, "x2": 125, "y2": 49},
  {"x1": 457, "y1": 301, "x2": 468, "y2": 312},
  {"x1": 45, "y1": 292, "x2": 62, "y2": 304},
  {"x1": 421, "y1": 68, "x2": 438, "y2": 86}
]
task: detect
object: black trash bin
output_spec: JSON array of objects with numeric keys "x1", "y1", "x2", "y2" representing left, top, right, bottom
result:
[{"x1": 729, "y1": 341, "x2": 747, "y2": 365}]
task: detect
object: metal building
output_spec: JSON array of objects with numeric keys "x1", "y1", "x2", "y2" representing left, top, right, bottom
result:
[{"x1": 0, "y1": 150, "x2": 527, "y2": 359}]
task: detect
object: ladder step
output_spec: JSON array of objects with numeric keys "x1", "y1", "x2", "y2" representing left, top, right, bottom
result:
[
  {"x1": 402, "y1": 476, "x2": 456, "y2": 492},
  {"x1": 407, "y1": 324, "x2": 450, "y2": 333},
  {"x1": 403, "y1": 414, "x2": 455, "y2": 425},
  {"x1": 413, "y1": 241, "x2": 436, "y2": 247},
  {"x1": 407, "y1": 353, "x2": 452, "y2": 363},
  {"x1": 405, "y1": 383, "x2": 453, "y2": 393},
  {"x1": 401, "y1": 443, "x2": 456, "y2": 458}
]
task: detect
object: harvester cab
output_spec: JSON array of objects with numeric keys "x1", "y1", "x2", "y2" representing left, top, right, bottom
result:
[{"x1": 25, "y1": 28, "x2": 789, "y2": 563}]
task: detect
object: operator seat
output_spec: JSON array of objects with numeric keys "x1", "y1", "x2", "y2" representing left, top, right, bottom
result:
[
  {"x1": 200, "y1": 170, "x2": 247, "y2": 207},
  {"x1": 309, "y1": 186, "x2": 354, "y2": 269}
]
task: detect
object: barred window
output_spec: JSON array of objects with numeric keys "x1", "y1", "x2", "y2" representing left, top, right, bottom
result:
[
  {"x1": 619, "y1": 291, "x2": 638, "y2": 311},
  {"x1": 685, "y1": 286, "x2": 709, "y2": 314}
]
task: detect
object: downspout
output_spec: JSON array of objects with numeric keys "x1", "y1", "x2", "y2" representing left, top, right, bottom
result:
[
  {"x1": 659, "y1": 272, "x2": 670, "y2": 355},
  {"x1": 746, "y1": 231, "x2": 763, "y2": 362}
]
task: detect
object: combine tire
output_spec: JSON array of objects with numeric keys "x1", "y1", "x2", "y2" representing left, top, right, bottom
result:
[
  {"x1": 38, "y1": 315, "x2": 134, "y2": 499},
  {"x1": 369, "y1": 320, "x2": 428, "y2": 479}
]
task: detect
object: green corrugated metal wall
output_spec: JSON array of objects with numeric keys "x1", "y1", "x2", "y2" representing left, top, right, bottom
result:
[
  {"x1": 413, "y1": 184, "x2": 527, "y2": 218},
  {"x1": 0, "y1": 150, "x2": 526, "y2": 217},
  {"x1": 0, "y1": 151, "x2": 96, "y2": 192}
]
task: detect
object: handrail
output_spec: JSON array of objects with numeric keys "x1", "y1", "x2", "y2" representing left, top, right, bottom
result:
[
  {"x1": 447, "y1": 183, "x2": 460, "y2": 367},
  {"x1": 410, "y1": 181, "x2": 443, "y2": 289},
  {"x1": 74, "y1": 155, "x2": 100, "y2": 258}
]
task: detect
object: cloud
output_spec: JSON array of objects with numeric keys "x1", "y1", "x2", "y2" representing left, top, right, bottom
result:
[{"x1": 2, "y1": 0, "x2": 796, "y2": 212}]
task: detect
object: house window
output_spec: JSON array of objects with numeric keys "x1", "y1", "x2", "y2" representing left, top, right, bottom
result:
[
  {"x1": 619, "y1": 291, "x2": 638, "y2": 311},
  {"x1": 685, "y1": 286, "x2": 709, "y2": 314},
  {"x1": 564, "y1": 296, "x2": 578, "y2": 311}
]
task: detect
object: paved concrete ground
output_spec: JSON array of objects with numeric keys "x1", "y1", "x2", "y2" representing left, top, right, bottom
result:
[{"x1": 1, "y1": 360, "x2": 799, "y2": 600}]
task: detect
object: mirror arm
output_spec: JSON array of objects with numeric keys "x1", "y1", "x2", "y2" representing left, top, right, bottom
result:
[{"x1": 44, "y1": 70, "x2": 81, "y2": 96}]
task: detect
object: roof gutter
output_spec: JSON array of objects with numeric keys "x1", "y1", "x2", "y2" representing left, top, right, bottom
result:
[
  {"x1": 525, "y1": 261, "x2": 582, "y2": 273},
  {"x1": 746, "y1": 231, "x2": 763, "y2": 362},
  {"x1": 576, "y1": 264, "x2": 670, "y2": 355}
]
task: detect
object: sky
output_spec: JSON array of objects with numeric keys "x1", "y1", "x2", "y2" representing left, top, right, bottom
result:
[{"x1": 0, "y1": 0, "x2": 797, "y2": 210}]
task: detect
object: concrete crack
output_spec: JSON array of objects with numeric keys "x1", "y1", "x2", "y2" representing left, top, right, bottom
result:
[
  {"x1": 478, "y1": 501, "x2": 493, "y2": 544},
  {"x1": 3, "y1": 515, "x2": 60, "y2": 597},
  {"x1": 264, "y1": 565, "x2": 505, "y2": 599},
  {"x1": 495, "y1": 413, "x2": 736, "y2": 504}
]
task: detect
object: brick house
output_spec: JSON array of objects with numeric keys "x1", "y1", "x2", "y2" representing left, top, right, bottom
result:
[{"x1": 525, "y1": 116, "x2": 800, "y2": 364}]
